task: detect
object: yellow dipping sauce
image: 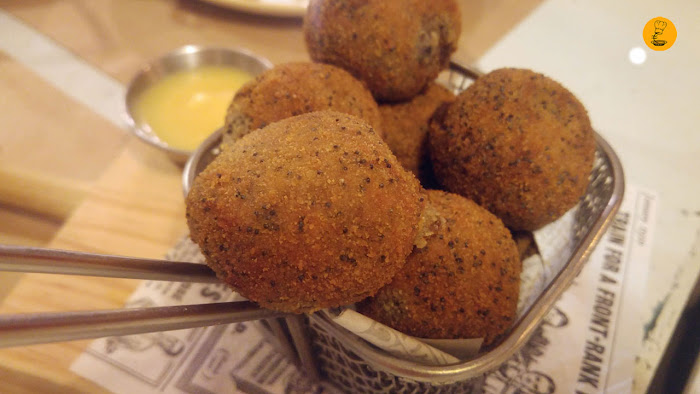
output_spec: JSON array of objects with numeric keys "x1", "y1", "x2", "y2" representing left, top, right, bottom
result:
[{"x1": 133, "y1": 65, "x2": 253, "y2": 151}]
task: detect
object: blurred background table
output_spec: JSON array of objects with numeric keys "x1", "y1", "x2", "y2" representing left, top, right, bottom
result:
[{"x1": 0, "y1": 0, "x2": 698, "y2": 392}]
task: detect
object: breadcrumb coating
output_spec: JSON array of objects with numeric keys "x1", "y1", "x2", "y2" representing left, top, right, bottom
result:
[
  {"x1": 429, "y1": 68, "x2": 596, "y2": 230},
  {"x1": 357, "y1": 190, "x2": 521, "y2": 345},
  {"x1": 223, "y1": 62, "x2": 383, "y2": 144},
  {"x1": 304, "y1": 0, "x2": 461, "y2": 101},
  {"x1": 187, "y1": 111, "x2": 425, "y2": 313},
  {"x1": 379, "y1": 83, "x2": 455, "y2": 185}
]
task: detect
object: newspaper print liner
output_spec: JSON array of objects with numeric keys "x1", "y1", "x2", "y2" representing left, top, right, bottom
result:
[{"x1": 323, "y1": 308, "x2": 464, "y2": 366}]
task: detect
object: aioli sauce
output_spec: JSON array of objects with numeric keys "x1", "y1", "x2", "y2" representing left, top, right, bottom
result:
[{"x1": 133, "y1": 65, "x2": 253, "y2": 151}]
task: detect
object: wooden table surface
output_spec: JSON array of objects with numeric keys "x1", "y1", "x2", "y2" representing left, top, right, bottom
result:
[{"x1": 0, "y1": 1, "x2": 543, "y2": 392}]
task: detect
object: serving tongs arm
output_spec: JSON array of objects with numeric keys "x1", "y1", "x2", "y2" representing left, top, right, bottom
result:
[
  {"x1": 0, "y1": 245, "x2": 288, "y2": 348},
  {"x1": 0, "y1": 244, "x2": 218, "y2": 282},
  {"x1": 0, "y1": 301, "x2": 286, "y2": 348}
]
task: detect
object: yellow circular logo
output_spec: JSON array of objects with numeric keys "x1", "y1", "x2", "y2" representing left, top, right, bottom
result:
[{"x1": 643, "y1": 17, "x2": 677, "y2": 51}]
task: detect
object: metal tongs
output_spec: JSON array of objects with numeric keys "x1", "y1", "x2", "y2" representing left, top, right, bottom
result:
[
  {"x1": 0, "y1": 61, "x2": 485, "y2": 356},
  {"x1": 0, "y1": 244, "x2": 289, "y2": 348}
]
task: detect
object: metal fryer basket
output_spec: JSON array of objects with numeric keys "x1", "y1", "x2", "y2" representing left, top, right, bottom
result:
[
  {"x1": 181, "y1": 63, "x2": 625, "y2": 392},
  {"x1": 303, "y1": 135, "x2": 623, "y2": 392}
]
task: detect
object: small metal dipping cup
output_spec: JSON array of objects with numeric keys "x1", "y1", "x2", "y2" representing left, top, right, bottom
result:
[{"x1": 125, "y1": 45, "x2": 272, "y2": 164}]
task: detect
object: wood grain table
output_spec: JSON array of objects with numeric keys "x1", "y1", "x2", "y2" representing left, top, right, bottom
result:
[{"x1": 0, "y1": 1, "x2": 543, "y2": 392}]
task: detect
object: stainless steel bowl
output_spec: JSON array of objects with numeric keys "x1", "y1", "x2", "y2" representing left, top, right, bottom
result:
[{"x1": 125, "y1": 45, "x2": 272, "y2": 164}]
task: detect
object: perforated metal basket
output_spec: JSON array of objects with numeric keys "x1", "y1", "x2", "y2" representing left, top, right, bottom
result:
[
  {"x1": 183, "y1": 62, "x2": 625, "y2": 393},
  {"x1": 303, "y1": 137, "x2": 622, "y2": 393}
]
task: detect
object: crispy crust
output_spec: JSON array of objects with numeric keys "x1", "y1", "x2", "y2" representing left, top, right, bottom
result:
[
  {"x1": 304, "y1": 0, "x2": 461, "y2": 101},
  {"x1": 187, "y1": 111, "x2": 425, "y2": 313},
  {"x1": 223, "y1": 62, "x2": 383, "y2": 144},
  {"x1": 357, "y1": 190, "x2": 521, "y2": 345},
  {"x1": 379, "y1": 83, "x2": 455, "y2": 184},
  {"x1": 429, "y1": 68, "x2": 596, "y2": 230}
]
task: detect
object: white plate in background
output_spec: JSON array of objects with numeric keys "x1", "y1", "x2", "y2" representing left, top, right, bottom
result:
[{"x1": 200, "y1": 0, "x2": 308, "y2": 18}]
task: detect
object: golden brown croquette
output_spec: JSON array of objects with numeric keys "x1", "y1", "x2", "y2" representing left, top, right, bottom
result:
[
  {"x1": 429, "y1": 68, "x2": 596, "y2": 231},
  {"x1": 187, "y1": 111, "x2": 425, "y2": 313},
  {"x1": 379, "y1": 83, "x2": 455, "y2": 184},
  {"x1": 357, "y1": 189, "x2": 521, "y2": 345},
  {"x1": 304, "y1": 0, "x2": 461, "y2": 102},
  {"x1": 223, "y1": 62, "x2": 383, "y2": 144}
]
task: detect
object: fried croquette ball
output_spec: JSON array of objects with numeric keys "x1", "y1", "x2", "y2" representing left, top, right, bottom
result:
[
  {"x1": 223, "y1": 62, "x2": 383, "y2": 144},
  {"x1": 304, "y1": 0, "x2": 461, "y2": 102},
  {"x1": 357, "y1": 190, "x2": 521, "y2": 345},
  {"x1": 379, "y1": 83, "x2": 455, "y2": 184},
  {"x1": 187, "y1": 111, "x2": 425, "y2": 313},
  {"x1": 429, "y1": 68, "x2": 596, "y2": 231}
]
